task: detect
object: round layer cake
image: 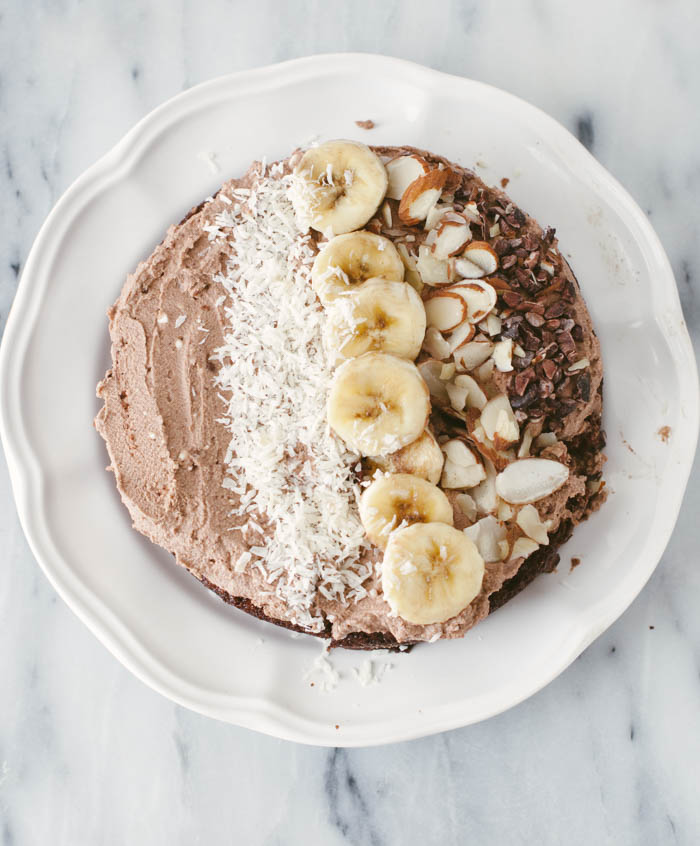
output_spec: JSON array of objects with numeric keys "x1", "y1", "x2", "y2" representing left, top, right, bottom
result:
[{"x1": 95, "y1": 140, "x2": 606, "y2": 649}]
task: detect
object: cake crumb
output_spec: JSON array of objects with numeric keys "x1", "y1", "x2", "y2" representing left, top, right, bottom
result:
[
  {"x1": 657, "y1": 425, "x2": 671, "y2": 443},
  {"x1": 500, "y1": 177, "x2": 510, "y2": 188},
  {"x1": 570, "y1": 556, "x2": 581, "y2": 570},
  {"x1": 355, "y1": 119, "x2": 375, "y2": 130}
]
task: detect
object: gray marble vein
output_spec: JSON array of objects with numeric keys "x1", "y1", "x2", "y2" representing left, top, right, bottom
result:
[{"x1": 1, "y1": 0, "x2": 699, "y2": 844}]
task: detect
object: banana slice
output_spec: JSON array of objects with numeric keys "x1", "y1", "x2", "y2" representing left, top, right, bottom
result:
[
  {"x1": 327, "y1": 352, "x2": 430, "y2": 456},
  {"x1": 325, "y1": 278, "x2": 426, "y2": 361},
  {"x1": 372, "y1": 429, "x2": 444, "y2": 484},
  {"x1": 382, "y1": 523, "x2": 485, "y2": 625},
  {"x1": 312, "y1": 231, "x2": 404, "y2": 304},
  {"x1": 360, "y1": 473, "x2": 453, "y2": 548},
  {"x1": 291, "y1": 140, "x2": 388, "y2": 236}
]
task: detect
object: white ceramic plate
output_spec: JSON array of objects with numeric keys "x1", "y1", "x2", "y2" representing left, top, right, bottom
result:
[{"x1": 1, "y1": 54, "x2": 697, "y2": 747}]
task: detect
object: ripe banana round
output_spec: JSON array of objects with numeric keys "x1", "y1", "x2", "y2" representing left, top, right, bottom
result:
[
  {"x1": 382, "y1": 523, "x2": 485, "y2": 625},
  {"x1": 372, "y1": 429, "x2": 445, "y2": 484},
  {"x1": 359, "y1": 473, "x2": 453, "y2": 549},
  {"x1": 292, "y1": 139, "x2": 388, "y2": 237},
  {"x1": 311, "y1": 231, "x2": 404, "y2": 304},
  {"x1": 325, "y1": 278, "x2": 426, "y2": 362},
  {"x1": 327, "y1": 352, "x2": 430, "y2": 456}
]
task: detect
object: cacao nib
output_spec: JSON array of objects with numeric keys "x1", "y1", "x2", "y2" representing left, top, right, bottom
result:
[
  {"x1": 510, "y1": 385, "x2": 538, "y2": 409},
  {"x1": 513, "y1": 351, "x2": 534, "y2": 369},
  {"x1": 502, "y1": 291, "x2": 524, "y2": 308},
  {"x1": 525, "y1": 311, "x2": 545, "y2": 327},
  {"x1": 576, "y1": 372, "x2": 591, "y2": 402},
  {"x1": 514, "y1": 371, "x2": 532, "y2": 395},
  {"x1": 520, "y1": 325, "x2": 541, "y2": 350},
  {"x1": 544, "y1": 301, "x2": 567, "y2": 319},
  {"x1": 542, "y1": 359, "x2": 558, "y2": 379},
  {"x1": 538, "y1": 379, "x2": 555, "y2": 398}
]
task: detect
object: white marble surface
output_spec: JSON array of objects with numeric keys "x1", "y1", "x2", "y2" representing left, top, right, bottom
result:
[{"x1": 1, "y1": 1, "x2": 699, "y2": 843}]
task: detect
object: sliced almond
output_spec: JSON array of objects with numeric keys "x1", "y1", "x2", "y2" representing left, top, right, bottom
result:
[
  {"x1": 445, "y1": 380, "x2": 469, "y2": 413},
  {"x1": 481, "y1": 313, "x2": 502, "y2": 336},
  {"x1": 380, "y1": 201, "x2": 392, "y2": 228},
  {"x1": 445, "y1": 321, "x2": 475, "y2": 353},
  {"x1": 480, "y1": 395, "x2": 519, "y2": 448},
  {"x1": 416, "y1": 244, "x2": 456, "y2": 287},
  {"x1": 442, "y1": 464, "x2": 485, "y2": 490},
  {"x1": 495, "y1": 458, "x2": 569, "y2": 504},
  {"x1": 396, "y1": 243, "x2": 424, "y2": 293},
  {"x1": 425, "y1": 291, "x2": 467, "y2": 333},
  {"x1": 497, "y1": 499, "x2": 514, "y2": 521},
  {"x1": 462, "y1": 202, "x2": 481, "y2": 224},
  {"x1": 533, "y1": 432, "x2": 558, "y2": 451},
  {"x1": 453, "y1": 374, "x2": 487, "y2": 411},
  {"x1": 567, "y1": 357, "x2": 590, "y2": 373},
  {"x1": 385, "y1": 155, "x2": 430, "y2": 201},
  {"x1": 475, "y1": 358, "x2": 495, "y2": 384},
  {"x1": 422, "y1": 326, "x2": 452, "y2": 360},
  {"x1": 517, "y1": 426, "x2": 534, "y2": 459},
  {"x1": 431, "y1": 214, "x2": 472, "y2": 260},
  {"x1": 398, "y1": 169, "x2": 448, "y2": 225},
  {"x1": 470, "y1": 422, "x2": 514, "y2": 472},
  {"x1": 440, "y1": 440, "x2": 486, "y2": 489},
  {"x1": 463, "y1": 515, "x2": 506, "y2": 563},
  {"x1": 425, "y1": 203, "x2": 454, "y2": 231},
  {"x1": 455, "y1": 241, "x2": 499, "y2": 278},
  {"x1": 516, "y1": 504, "x2": 550, "y2": 545},
  {"x1": 418, "y1": 359, "x2": 449, "y2": 404},
  {"x1": 447, "y1": 280, "x2": 497, "y2": 323},
  {"x1": 497, "y1": 539, "x2": 511, "y2": 560},
  {"x1": 440, "y1": 362, "x2": 456, "y2": 381},
  {"x1": 442, "y1": 439, "x2": 479, "y2": 468},
  {"x1": 453, "y1": 338, "x2": 494, "y2": 372},
  {"x1": 508, "y1": 537, "x2": 539, "y2": 562},
  {"x1": 492, "y1": 338, "x2": 513, "y2": 372},
  {"x1": 454, "y1": 492, "x2": 477, "y2": 522},
  {"x1": 471, "y1": 459, "x2": 497, "y2": 515}
]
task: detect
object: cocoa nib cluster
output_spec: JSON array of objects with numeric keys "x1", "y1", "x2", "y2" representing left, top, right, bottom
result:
[{"x1": 452, "y1": 181, "x2": 592, "y2": 431}]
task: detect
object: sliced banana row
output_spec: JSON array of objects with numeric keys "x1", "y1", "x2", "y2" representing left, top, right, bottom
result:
[{"x1": 295, "y1": 141, "x2": 490, "y2": 627}]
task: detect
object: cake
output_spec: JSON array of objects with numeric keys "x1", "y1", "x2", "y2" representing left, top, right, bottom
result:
[{"x1": 95, "y1": 139, "x2": 606, "y2": 649}]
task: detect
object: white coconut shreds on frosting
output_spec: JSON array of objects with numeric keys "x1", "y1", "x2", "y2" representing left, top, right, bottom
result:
[{"x1": 207, "y1": 162, "x2": 371, "y2": 633}]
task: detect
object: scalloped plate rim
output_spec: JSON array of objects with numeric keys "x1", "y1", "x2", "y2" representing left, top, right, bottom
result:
[{"x1": 1, "y1": 54, "x2": 697, "y2": 746}]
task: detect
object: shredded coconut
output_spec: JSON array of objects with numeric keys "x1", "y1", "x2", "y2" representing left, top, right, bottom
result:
[
  {"x1": 351, "y1": 658, "x2": 393, "y2": 687},
  {"x1": 304, "y1": 641, "x2": 340, "y2": 692},
  {"x1": 210, "y1": 170, "x2": 371, "y2": 632}
]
